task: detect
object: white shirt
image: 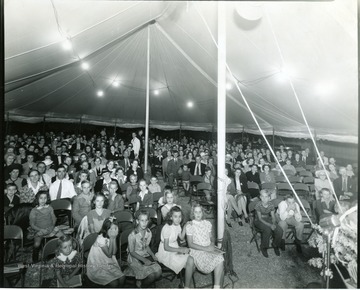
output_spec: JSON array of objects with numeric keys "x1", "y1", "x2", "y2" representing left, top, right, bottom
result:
[
  {"x1": 40, "y1": 173, "x2": 52, "y2": 188},
  {"x1": 49, "y1": 179, "x2": 77, "y2": 201},
  {"x1": 277, "y1": 200, "x2": 302, "y2": 222},
  {"x1": 131, "y1": 137, "x2": 141, "y2": 156}
]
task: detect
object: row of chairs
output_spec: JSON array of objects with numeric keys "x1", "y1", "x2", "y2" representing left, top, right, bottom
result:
[{"x1": 248, "y1": 198, "x2": 315, "y2": 252}]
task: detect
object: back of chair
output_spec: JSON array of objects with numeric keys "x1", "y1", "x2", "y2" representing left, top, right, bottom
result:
[
  {"x1": 50, "y1": 199, "x2": 72, "y2": 211},
  {"x1": 196, "y1": 183, "x2": 212, "y2": 191},
  {"x1": 4, "y1": 225, "x2": 23, "y2": 246},
  {"x1": 81, "y1": 233, "x2": 98, "y2": 275},
  {"x1": 303, "y1": 176, "x2": 315, "y2": 184},
  {"x1": 152, "y1": 192, "x2": 163, "y2": 203},
  {"x1": 295, "y1": 167, "x2": 306, "y2": 173},
  {"x1": 190, "y1": 175, "x2": 203, "y2": 184},
  {"x1": 294, "y1": 183, "x2": 309, "y2": 192},
  {"x1": 120, "y1": 183, "x2": 130, "y2": 194},
  {"x1": 275, "y1": 176, "x2": 287, "y2": 183},
  {"x1": 305, "y1": 165, "x2": 315, "y2": 171},
  {"x1": 261, "y1": 182, "x2": 276, "y2": 190},
  {"x1": 248, "y1": 200, "x2": 260, "y2": 213},
  {"x1": 299, "y1": 171, "x2": 313, "y2": 177},
  {"x1": 288, "y1": 176, "x2": 301, "y2": 184},
  {"x1": 247, "y1": 181, "x2": 259, "y2": 189},
  {"x1": 284, "y1": 169, "x2": 295, "y2": 177},
  {"x1": 113, "y1": 210, "x2": 134, "y2": 224},
  {"x1": 42, "y1": 238, "x2": 60, "y2": 261},
  {"x1": 277, "y1": 183, "x2": 292, "y2": 191}
]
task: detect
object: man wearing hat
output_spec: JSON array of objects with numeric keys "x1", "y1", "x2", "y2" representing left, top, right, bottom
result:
[
  {"x1": 5, "y1": 163, "x2": 27, "y2": 191},
  {"x1": 94, "y1": 168, "x2": 119, "y2": 195},
  {"x1": 49, "y1": 165, "x2": 77, "y2": 201},
  {"x1": 43, "y1": 157, "x2": 56, "y2": 178}
]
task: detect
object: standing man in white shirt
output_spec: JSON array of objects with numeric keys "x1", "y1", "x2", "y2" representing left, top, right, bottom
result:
[
  {"x1": 277, "y1": 193, "x2": 304, "y2": 253},
  {"x1": 49, "y1": 165, "x2": 77, "y2": 201},
  {"x1": 131, "y1": 132, "x2": 141, "y2": 159}
]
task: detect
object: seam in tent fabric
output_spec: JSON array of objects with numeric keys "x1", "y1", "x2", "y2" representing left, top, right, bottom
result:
[
  {"x1": 265, "y1": 7, "x2": 343, "y2": 213},
  {"x1": 155, "y1": 22, "x2": 271, "y2": 128}
]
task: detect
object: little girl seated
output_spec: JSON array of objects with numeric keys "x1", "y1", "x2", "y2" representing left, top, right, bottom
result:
[
  {"x1": 52, "y1": 235, "x2": 82, "y2": 287},
  {"x1": 161, "y1": 189, "x2": 181, "y2": 220},
  {"x1": 127, "y1": 209, "x2": 162, "y2": 288},
  {"x1": 28, "y1": 190, "x2": 65, "y2": 262},
  {"x1": 156, "y1": 206, "x2": 194, "y2": 288},
  {"x1": 186, "y1": 203, "x2": 224, "y2": 289},
  {"x1": 86, "y1": 217, "x2": 125, "y2": 287}
]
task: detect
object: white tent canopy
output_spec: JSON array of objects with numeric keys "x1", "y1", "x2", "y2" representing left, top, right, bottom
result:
[{"x1": 4, "y1": 0, "x2": 358, "y2": 143}]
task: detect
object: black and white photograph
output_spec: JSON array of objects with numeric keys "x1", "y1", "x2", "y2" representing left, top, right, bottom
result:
[{"x1": 2, "y1": 0, "x2": 358, "y2": 288}]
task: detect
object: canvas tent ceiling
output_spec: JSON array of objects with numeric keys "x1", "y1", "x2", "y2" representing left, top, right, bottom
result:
[{"x1": 4, "y1": 0, "x2": 358, "y2": 143}]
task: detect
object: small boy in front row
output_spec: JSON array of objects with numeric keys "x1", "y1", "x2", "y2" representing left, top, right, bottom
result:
[{"x1": 254, "y1": 189, "x2": 283, "y2": 258}]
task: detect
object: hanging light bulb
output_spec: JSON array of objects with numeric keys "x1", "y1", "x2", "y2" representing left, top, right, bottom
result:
[
  {"x1": 112, "y1": 81, "x2": 120, "y2": 87},
  {"x1": 154, "y1": 90, "x2": 159, "y2": 95},
  {"x1": 187, "y1": 101, "x2": 194, "y2": 108},
  {"x1": 97, "y1": 90, "x2": 104, "y2": 97},
  {"x1": 81, "y1": 62, "x2": 90, "y2": 70},
  {"x1": 226, "y1": 83, "x2": 232, "y2": 90}
]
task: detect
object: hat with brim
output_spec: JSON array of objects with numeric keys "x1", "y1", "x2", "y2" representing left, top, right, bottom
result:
[
  {"x1": 101, "y1": 168, "x2": 111, "y2": 175},
  {"x1": 43, "y1": 159, "x2": 53, "y2": 166}
]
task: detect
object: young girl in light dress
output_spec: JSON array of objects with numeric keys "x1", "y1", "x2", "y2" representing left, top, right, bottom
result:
[
  {"x1": 156, "y1": 206, "x2": 194, "y2": 288},
  {"x1": 86, "y1": 217, "x2": 125, "y2": 287},
  {"x1": 186, "y1": 203, "x2": 224, "y2": 289},
  {"x1": 127, "y1": 209, "x2": 162, "y2": 288},
  {"x1": 52, "y1": 235, "x2": 82, "y2": 287},
  {"x1": 87, "y1": 192, "x2": 112, "y2": 234},
  {"x1": 28, "y1": 190, "x2": 65, "y2": 262}
]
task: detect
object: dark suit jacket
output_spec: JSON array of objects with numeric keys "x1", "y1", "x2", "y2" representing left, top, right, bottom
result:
[
  {"x1": 126, "y1": 167, "x2": 144, "y2": 181},
  {"x1": 94, "y1": 178, "x2": 120, "y2": 194},
  {"x1": 70, "y1": 143, "x2": 85, "y2": 153},
  {"x1": 228, "y1": 174, "x2": 248, "y2": 196},
  {"x1": 188, "y1": 162, "x2": 206, "y2": 176},
  {"x1": 333, "y1": 176, "x2": 357, "y2": 200},
  {"x1": 118, "y1": 158, "x2": 132, "y2": 173}
]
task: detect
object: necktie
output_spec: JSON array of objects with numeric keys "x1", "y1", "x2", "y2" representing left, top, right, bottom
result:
[
  {"x1": 56, "y1": 180, "x2": 62, "y2": 200},
  {"x1": 343, "y1": 178, "x2": 347, "y2": 191},
  {"x1": 196, "y1": 164, "x2": 200, "y2": 175}
]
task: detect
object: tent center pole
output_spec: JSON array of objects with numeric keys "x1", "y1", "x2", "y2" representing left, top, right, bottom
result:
[
  {"x1": 217, "y1": 1, "x2": 226, "y2": 249},
  {"x1": 144, "y1": 25, "x2": 151, "y2": 174}
]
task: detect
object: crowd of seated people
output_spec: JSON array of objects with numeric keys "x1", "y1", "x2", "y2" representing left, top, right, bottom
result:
[{"x1": 3, "y1": 129, "x2": 358, "y2": 284}]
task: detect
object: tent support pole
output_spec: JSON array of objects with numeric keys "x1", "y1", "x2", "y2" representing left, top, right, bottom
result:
[
  {"x1": 242, "y1": 126, "x2": 244, "y2": 144},
  {"x1": 179, "y1": 123, "x2": 182, "y2": 142},
  {"x1": 272, "y1": 127, "x2": 275, "y2": 149},
  {"x1": 114, "y1": 122, "x2": 117, "y2": 137},
  {"x1": 144, "y1": 25, "x2": 150, "y2": 174},
  {"x1": 79, "y1": 117, "x2": 82, "y2": 135},
  {"x1": 6, "y1": 112, "x2": 10, "y2": 136},
  {"x1": 42, "y1": 116, "x2": 46, "y2": 135},
  {"x1": 217, "y1": 1, "x2": 226, "y2": 248}
]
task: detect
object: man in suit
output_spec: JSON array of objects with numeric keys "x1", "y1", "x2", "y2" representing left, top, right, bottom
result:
[
  {"x1": 333, "y1": 167, "x2": 357, "y2": 202},
  {"x1": 167, "y1": 150, "x2": 183, "y2": 188},
  {"x1": 52, "y1": 146, "x2": 65, "y2": 167},
  {"x1": 189, "y1": 155, "x2": 206, "y2": 176},
  {"x1": 119, "y1": 150, "x2": 132, "y2": 173},
  {"x1": 70, "y1": 137, "x2": 85, "y2": 154}
]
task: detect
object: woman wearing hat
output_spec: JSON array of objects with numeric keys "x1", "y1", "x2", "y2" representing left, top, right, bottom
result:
[{"x1": 314, "y1": 170, "x2": 332, "y2": 200}]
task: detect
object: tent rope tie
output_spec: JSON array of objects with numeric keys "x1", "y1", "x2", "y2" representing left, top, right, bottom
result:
[{"x1": 264, "y1": 7, "x2": 343, "y2": 213}]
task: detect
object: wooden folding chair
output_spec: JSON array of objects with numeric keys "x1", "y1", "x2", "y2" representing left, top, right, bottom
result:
[
  {"x1": 152, "y1": 192, "x2": 163, "y2": 209},
  {"x1": 277, "y1": 183, "x2": 293, "y2": 197},
  {"x1": 303, "y1": 176, "x2": 315, "y2": 184},
  {"x1": 81, "y1": 233, "x2": 101, "y2": 287},
  {"x1": 247, "y1": 181, "x2": 260, "y2": 199},
  {"x1": 288, "y1": 176, "x2": 301, "y2": 184},
  {"x1": 275, "y1": 175, "x2": 287, "y2": 183},
  {"x1": 299, "y1": 171, "x2": 313, "y2": 177},
  {"x1": 293, "y1": 183, "x2": 310, "y2": 199},
  {"x1": 4, "y1": 225, "x2": 23, "y2": 262}
]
